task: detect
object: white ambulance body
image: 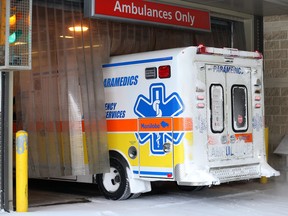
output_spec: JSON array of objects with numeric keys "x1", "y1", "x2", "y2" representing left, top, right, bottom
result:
[{"x1": 96, "y1": 45, "x2": 279, "y2": 200}]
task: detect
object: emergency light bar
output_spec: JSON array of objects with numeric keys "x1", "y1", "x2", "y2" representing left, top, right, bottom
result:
[{"x1": 197, "y1": 45, "x2": 263, "y2": 59}]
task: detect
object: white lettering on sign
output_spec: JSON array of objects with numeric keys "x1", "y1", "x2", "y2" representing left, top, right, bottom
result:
[
  {"x1": 113, "y1": 1, "x2": 196, "y2": 27},
  {"x1": 90, "y1": 0, "x2": 211, "y2": 31},
  {"x1": 175, "y1": 11, "x2": 195, "y2": 26}
]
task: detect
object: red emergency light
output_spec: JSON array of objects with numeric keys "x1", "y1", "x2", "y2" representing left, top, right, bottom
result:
[
  {"x1": 159, "y1": 65, "x2": 171, "y2": 78},
  {"x1": 255, "y1": 51, "x2": 263, "y2": 59},
  {"x1": 197, "y1": 44, "x2": 207, "y2": 54}
]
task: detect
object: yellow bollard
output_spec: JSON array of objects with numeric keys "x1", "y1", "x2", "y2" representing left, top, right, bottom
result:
[
  {"x1": 16, "y1": 130, "x2": 28, "y2": 212},
  {"x1": 260, "y1": 127, "x2": 269, "y2": 184}
]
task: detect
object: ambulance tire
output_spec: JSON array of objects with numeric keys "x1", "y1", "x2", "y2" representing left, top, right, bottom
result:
[
  {"x1": 129, "y1": 193, "x2": 141, "y2": 199},
  {"x1": 97, "y1": 158, "x2": 131, "y2": 200},
  {"x1": 196, "y1": 186, "x2": 207, "y2": 191}
]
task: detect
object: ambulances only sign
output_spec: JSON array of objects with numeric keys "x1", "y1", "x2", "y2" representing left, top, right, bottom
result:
[{"x1": 85, "y1": 0, "x2": 211, "y2": 31}]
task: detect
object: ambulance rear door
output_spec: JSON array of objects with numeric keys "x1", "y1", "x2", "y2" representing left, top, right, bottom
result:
[{"x1": 206, "y1": 64, "x2": 254, "y2": 165}]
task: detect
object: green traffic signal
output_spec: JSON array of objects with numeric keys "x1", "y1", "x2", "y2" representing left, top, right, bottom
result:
[{"x1": 9, "y1": 29, "x2": 22, "y2": 44}]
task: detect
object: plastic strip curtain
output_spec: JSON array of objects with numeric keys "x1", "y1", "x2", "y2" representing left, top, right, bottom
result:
[{"x1": 14, "y1": 0, "x2": 109, "y2": 177}]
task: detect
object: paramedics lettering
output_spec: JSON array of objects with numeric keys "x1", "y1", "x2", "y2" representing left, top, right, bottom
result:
[
  {"x1": 104, "y1": 75, "x2": 139, "y2": 88},
  {"x1": 213, "y1": 65, "x2": 243, "y2": 74}
]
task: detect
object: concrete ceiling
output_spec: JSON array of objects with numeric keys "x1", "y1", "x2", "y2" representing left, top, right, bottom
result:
[{"x1": 158, "y1": 0, "x2": 288, "y2": 16}]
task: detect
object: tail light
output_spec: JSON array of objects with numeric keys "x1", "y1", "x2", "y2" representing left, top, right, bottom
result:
[
  {"x1": 255, "y1": 51, "x2": 263, "y2": 59},
  {"x1": 197, "y1": 44, "x2": 207, "y2": 54}
]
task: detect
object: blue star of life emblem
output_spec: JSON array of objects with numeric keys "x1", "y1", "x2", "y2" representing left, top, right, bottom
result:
[{"x1": 134, "y1": 83, "x2": 185, "y2": 155}]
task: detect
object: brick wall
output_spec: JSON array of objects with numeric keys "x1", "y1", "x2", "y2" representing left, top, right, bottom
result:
[{"x1": 264, "y1": 15, "x2": 288, "y2": 171}]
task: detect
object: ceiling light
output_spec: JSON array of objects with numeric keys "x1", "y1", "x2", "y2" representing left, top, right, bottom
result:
[
  {"x1": 68, "y1": 26, "x2": 88, "y2": 32},
  {"x1": 14, "y1": 42, "x2": 27, "y2": 45},
  {"x1": 60, "y1": 35, "x2": 74, "y2": 39}
]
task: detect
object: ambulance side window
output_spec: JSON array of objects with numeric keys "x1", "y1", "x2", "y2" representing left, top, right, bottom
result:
[
  {"x1": 232, "y1": 85, "x2": 248, "y2": 132},
  {"x1": 210, "y1": 84, "x2": 224, "y2": 133}
]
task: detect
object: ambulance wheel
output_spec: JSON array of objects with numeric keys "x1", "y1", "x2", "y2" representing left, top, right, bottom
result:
[{"x1": 97, "y1": 158, "x2": 131, "y2": 200}]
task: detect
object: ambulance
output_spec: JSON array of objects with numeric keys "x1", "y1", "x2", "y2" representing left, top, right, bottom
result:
[{"x1": 96, "y1": 45, "x2": 279, "y2": 200}]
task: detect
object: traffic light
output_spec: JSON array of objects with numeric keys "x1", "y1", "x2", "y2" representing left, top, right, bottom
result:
[
  {"x1": 1, "y1": 1, "x2": 24, "y2": 45},
  {"x1": 9, "y1": 29, "x2": 22, "y2": 44},
  {"x1": 9, "y1": 6, "x2": 24, "y2": 44},
  {"x1": 9, "y1": 12, "x2": 23, "y2": 44},
  {"x1": 0, "y1": 0, "x2": 32, "y2": 70}
]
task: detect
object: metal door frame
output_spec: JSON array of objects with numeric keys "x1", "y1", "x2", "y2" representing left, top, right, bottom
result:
[{"x1": 0, "y1": 72, "x2": 13, "y2": 212}]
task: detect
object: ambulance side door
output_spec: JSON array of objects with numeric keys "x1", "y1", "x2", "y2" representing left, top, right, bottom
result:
[{"x1": 137, "y1": 117, "x2": 174, "y2": 179}]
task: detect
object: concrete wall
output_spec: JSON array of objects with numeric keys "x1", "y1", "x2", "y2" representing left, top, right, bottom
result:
[{"x1": 264, "y1": 15, "x2": 288, "y2": 172}]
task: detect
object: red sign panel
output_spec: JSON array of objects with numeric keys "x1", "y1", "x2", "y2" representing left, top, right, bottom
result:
[{"x1": 88, "y1": 0, "x2": 211, "y2": 31}]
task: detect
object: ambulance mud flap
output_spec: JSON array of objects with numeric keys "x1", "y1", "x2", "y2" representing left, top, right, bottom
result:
[
  {"x1": 126, "y1": 167, "x2": 151, "y2": 194},
  {"x1": 260, "y1": 162, "x2": 280, "y2": 177},
  {"x1": 97, "y1": 157, "x2": 151, "y2": 200},
  {"x1": 175, "y1": 164, "x2": 220, "y2": 186}
]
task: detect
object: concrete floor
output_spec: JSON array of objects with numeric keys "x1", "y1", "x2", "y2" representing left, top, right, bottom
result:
[{"x1": 7, "y1": 177, "x2": 288, "y2": 216}]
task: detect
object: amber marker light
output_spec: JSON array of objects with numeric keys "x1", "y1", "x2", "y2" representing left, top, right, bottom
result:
[{"x1": 10, "y1": 14, "x2": 16, "y2": 26}]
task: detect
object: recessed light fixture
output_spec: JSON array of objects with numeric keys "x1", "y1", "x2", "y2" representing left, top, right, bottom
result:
[
  {"x1": 14, "y1": 42, "x2": 27, "y2": 45},
  {"x1": 68, "y1": 26, "x2": 88, "y2": 32},
  {"x1": 60, "y1": 35, "x2": 74, "y2": 39}
]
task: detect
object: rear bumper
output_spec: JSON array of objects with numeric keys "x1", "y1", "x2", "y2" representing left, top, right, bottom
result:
[{"x1": 175, "y1": 162, "x2": 280, "y2": 186}]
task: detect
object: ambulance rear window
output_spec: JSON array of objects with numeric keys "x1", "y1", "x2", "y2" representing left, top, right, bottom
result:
[
  {"x1": 210, "y1": 84, "x2": 224, "y2": 133},
  {"x1": 232, "y1": 85, "x2": 248, "y2": 132}
]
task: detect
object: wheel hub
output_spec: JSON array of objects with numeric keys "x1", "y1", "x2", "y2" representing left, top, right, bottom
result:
[{"x1": 102, "y1": 167, "x2": 121, "y2": 192}]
